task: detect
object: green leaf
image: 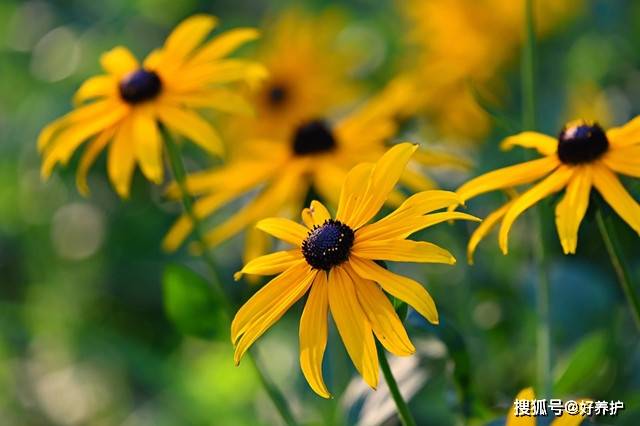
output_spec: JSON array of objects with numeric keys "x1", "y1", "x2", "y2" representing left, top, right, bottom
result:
[
  {"x1": 553, "y1": 331, "x2": 609, "y2": 396},
  {"x1": 162, "y1": 263, "x2": 226, "y2": 340}
]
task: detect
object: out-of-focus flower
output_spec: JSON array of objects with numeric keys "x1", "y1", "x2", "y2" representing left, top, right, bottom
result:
[
  {"x1": 566, "y1": 81, "x2": 614, "y2": 128},
  {"x1": 458, "y1": 117, "x2": 640, "y2": 261},
  {"x1": 506, "y1": 387, "x2": 589, "y2": 425},
  {"x1": 399, "y1": 0, "x2": 583, "y2": 141},
  {"x1": 38, "y1": 15, "x2": 266, "y2": 198},
  {"x1": 162, "y1": 81, "x2": 468, "y2": 256},
  {"x1": 225, "y1": 8, "x2": 361, "y2": 144},
  {"x1": 230, "y1": 144, "x2": 478, "y2": 397}
]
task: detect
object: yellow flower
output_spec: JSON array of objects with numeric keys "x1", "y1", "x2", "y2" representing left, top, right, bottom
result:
[
  {"x1": 458, "y1": 117, "x2": 640, "y2": 262},
  {"x1": 506, "y1": 388, "x2": 589, "y2": 426},
  {"x1": 399, "y1": 0, "x2": 583, "y2": 141},
  {"x1": 38, "y1": 14, "x2": 266, "y2": 198},
  {"x1": 230, "y1": 143, "x2": 478, "y2": 397},
  {"x1": 162, "y1": 81, "x2": 467, "y2": 253},
  {"x1": 225, "y1": 8, "x2": 360, "y2": 144}
]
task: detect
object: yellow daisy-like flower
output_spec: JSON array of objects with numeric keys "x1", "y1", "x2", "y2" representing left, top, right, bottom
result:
[
  {"x1": 225, "y1": 7, "x2": 360, "y2": 144},
  {"x1": 38, "y1": 14, "x2": 266, "y2": 198},
  {"x1": 399, "y1": 0, "x2": 583, "y2": 141},
  {"x1": 506, "y1": 388, "x2": 589, "y2": 426},
  {"x1": 230, "y1": 143, "x2": 478, "y2": 397},
  {"x1": 162, "y1": 81, "x2": 465, "y2": 253},
  {"x1": 458, "y1": 117, "x2": 640, "y2": 262}
]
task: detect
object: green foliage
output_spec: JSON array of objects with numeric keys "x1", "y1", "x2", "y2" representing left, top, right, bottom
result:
[{"x1": 554, "y1": 331, "x2": 610, "y2": 396}]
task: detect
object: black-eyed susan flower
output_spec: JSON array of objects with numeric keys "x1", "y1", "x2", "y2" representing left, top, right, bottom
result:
[
  {"x1": 38, "y1": 14, "x2": 266, "y2": 198},
  {"x1": 162, "y1": 81, "x2": 467, "y2": 255},
  {"x1": 506, "y1": 388, "x2": 589, "y2": 426},
  {"x1": 399, "y1": 0, "x2": 582, "y2": 141},
  {"x1": 459, "y1": 118, "x2": 640, "y2": 262},
  {"x1": 230, "y1": 143, "x2": 478, "y2": 397}
]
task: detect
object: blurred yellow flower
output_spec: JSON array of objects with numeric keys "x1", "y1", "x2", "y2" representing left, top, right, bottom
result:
[
  {"x1": 506, "y1": 388, "x2": 589, "y2": 426},
  {"x1": 162, "y1": 81, "x2": 467, "y2": 254},
  {"x1": 399, "y1": 0, "x2": 583, "y2": 141},
  {"x1": 458, "y1": 117, "x2": 640, "y2": 261},
  {"x1": 225, "y1": 8, "x2": 361, "y2": 144},
  {"x1": 38, "y1": 14, "x2": 266, "y2": 198},
  {"x1": 231, "y1": 143, "x2": 478, "y2": 397}
]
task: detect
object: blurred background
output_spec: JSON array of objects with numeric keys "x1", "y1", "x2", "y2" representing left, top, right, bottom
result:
[{"x1": 2, "y1": 0, "x2": 640, "y2": 424}]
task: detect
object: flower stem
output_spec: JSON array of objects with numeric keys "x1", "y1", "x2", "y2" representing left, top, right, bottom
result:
[
  {"x1": 595, "y1": 209, "x2": 640, "y2": 331},
  {"x1": 163, "y1": 130, "x2": 298, "y2": 426},
  {"x1": 521, "y1": 0, "x2": 551, "y2": 399},
  {"x1": 377, "y1": 344, "x2": 417, "y2": 426}
]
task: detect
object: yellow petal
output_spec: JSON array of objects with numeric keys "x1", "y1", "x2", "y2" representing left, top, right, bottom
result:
[
  {"x1": 549, "y1": 400, "x2": 591, "y2": 426},
  {"x1": 157, "y1": 105, "x2": 223, "y2": 156},
  {"x1": 592, "y1": 162, "x2": 640, "y2": 234},
  {"x1": 234, "y1": 250, "x2": 302, "y2": 281},
  {"x1": 349, "y1": 256, "x2": 438, "y2": 324},
  {"x1": 348, "y1": 265, "x2": 415, "y2": 356},
  {"x1": 555, "y1": 167, "x2": 592, "y2": 254},
  {"x1": 350, "y1": 143, "x2": 419, "y2": 229},
  {"x1": 255, "y1": 217, "x2": 309, "y2": 247},
  {"x1": 606, "y1": 115, "x2": 640, "y2": 147},
  {"x1": 506, "y1": 387, "x2": 536, "y2": 426},
  {"x1": 499, "y1": 166, "x2": 574, "y2": 254},
  {"x1": 602, "y1": 145, "x2": 640, "y2": 177},
  {"x1": 76, "y1": 127, "x2": 115, "y2": 196},
  {"x1": 456, "y1": 156, "x2": 560, "y2": 203},
  {"x1": 232, "y1": 263, "x2": 315, "y2": 364},
  {"x1": 189, "y1": 28, "x2": 260, "y2": 66},
  {"x1": 353, "y1": 239, "x2": 456, "y2": 265},
  {"x1": 301, "y1": 200, "x2": 331, "y2": 229},
  {"x1": 501, "y1": 131, "x2": 558, "y2": 156},
  {"x1": 328, "y1": 266, "x2": 379, "y2": 389},
  {"x1": 299, "y1": 271, "x2": 331, "y2": 398},
  {"x1": 176, "y1": 59, "x2": 267, "y2": 90},
  {"x1": 467, "y1": 200, "x2": 513, "y2": 265},
  {"x1": 132, "y1": 110, "x2": 163, "y2": 184},
  {"x1": 165, "y1": 89, "x2": 253, "y2": 115},
  {"x1": 335, "y1": 162, "x2": 374, "y2": 226},
  {"x1": 100, "y1": 46, "x2": 139, "y2": 78},
  {"x1": 163, "y1": 14, "x2": 218, "y2": 63},
  {"x1": 107, "y1": 119, "x2": 136, "y2": 198},
  {"x1": 73, "y1": 75, "x2": 117, "y2": 105}
]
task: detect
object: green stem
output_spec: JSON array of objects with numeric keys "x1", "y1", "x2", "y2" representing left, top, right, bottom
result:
[
  {"x1": 595, "y1": 209, "x2": 640, "y2": 331},
  {"x1": 377, "y1": 344, "x2": 417, "y2": 426},
  {"x1": 163, "y1": 130, "x2": 298, "y2": 426},
  {"x1": 521, "y1": 0, "x2": 551, "y2": 398}
]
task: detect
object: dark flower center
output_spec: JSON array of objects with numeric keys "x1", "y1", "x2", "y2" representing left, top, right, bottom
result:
[
  {"x1": 292, "y1": 119, "x2": 337, "y2": 156},
  {"x1": 557, "y1": 122, "x2": 609, "y2": 164},
  {"x1": 267, "y1": 84, "x2": 288, "y2": 107},
  {"x1": 119, "y1": 69, "x2": 162, "y2": 104},
  {"x1": 302, "y1": 219, "x2": 354, "y2": 270}
]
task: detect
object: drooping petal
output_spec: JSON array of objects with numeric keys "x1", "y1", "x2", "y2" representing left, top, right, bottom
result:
[
  {"x1": 234, "y1": 250, "x2": 302, "y2": 281},
  {"x1": 501, "y1": 131, "x2": 558, "y2": 156},
  {"x1": 100, "y1": 46, "x2": 139, "y2": 78},
  {"x1": 73, "y1": 75, "x2": 117, "y2": 105},
  {"x1": 301, "y1": 200, "x2": 332, "y2": 229},
  {"x1": 299, "y1": 271, "x2": 330, "y2": 398},
  {"x1": 255, "y1": 218, "x2": 309, "y2": 247},
  {"x1": 467, "y1": 200, "x2": 513, "y2": 264},
  {"x1": 189, "y1": 28, "x2": 260, "y2": 66},
  {"x1": 456, "y1": 156, "x2": 560, "y2": 203},
  {"x1": 592, "y1": 162, "x2": 640, "y2": 235},
  {"x1": 107, "y1": 119, "x2": 137, "y2": 198},
  {"x1": 347, "y1": 265, "x2": 415, "y2": 356},
  {"x1": 131, "y1": 109, "x2": 163, "y2": 184},
  {"x1": 76, "y1": 127, "x2": 115, "y2": 196},
  {"x1": 164, "y1": 88, "x2": 253, "y2": 115},
  {"x1": 328, "y1": 266, "x2": 379, "y2": 389},
  {"x1": 349, "y1": 143, "x2": 419, "y2": 229},
  {"x1": 549, "y1": 401, "x2": 592, "y2": 426},
  {"x1": 506, "y1": 387, "x2": 536, "y2": 426},
  {"x1": 163, "y1": 14, "x2": 218, "y2": 64},
  {"x1": 335, "y1": 163, "x2": 374, "y2": 226},
  {"x1": 353, "y1": 239, "x2": 456, "y2": 265},
  {"x1": 231, "y1": 261, "x2": 310, "y2": 341},
  {"x1": 499, "y1": 166, "x2": 574, "y2": 254},
  {"x1": 157, "y1": 104, "x2": 223, "y2": 155},
  {"x1": 349, "y1": 256, "x2": 438, "y2": 324},
  {"x1": 358, "y1": 211, "x2": 479, "y2": 242},
  {"x1": 602, "y1": 145, "x2": 640, "y2": 178},
  {"x1": 606, "y1": 115, "x2": 640, "y2": 148},
  {"x1": 555, "y1": 167, "x2": 592, "y2": 254}
]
